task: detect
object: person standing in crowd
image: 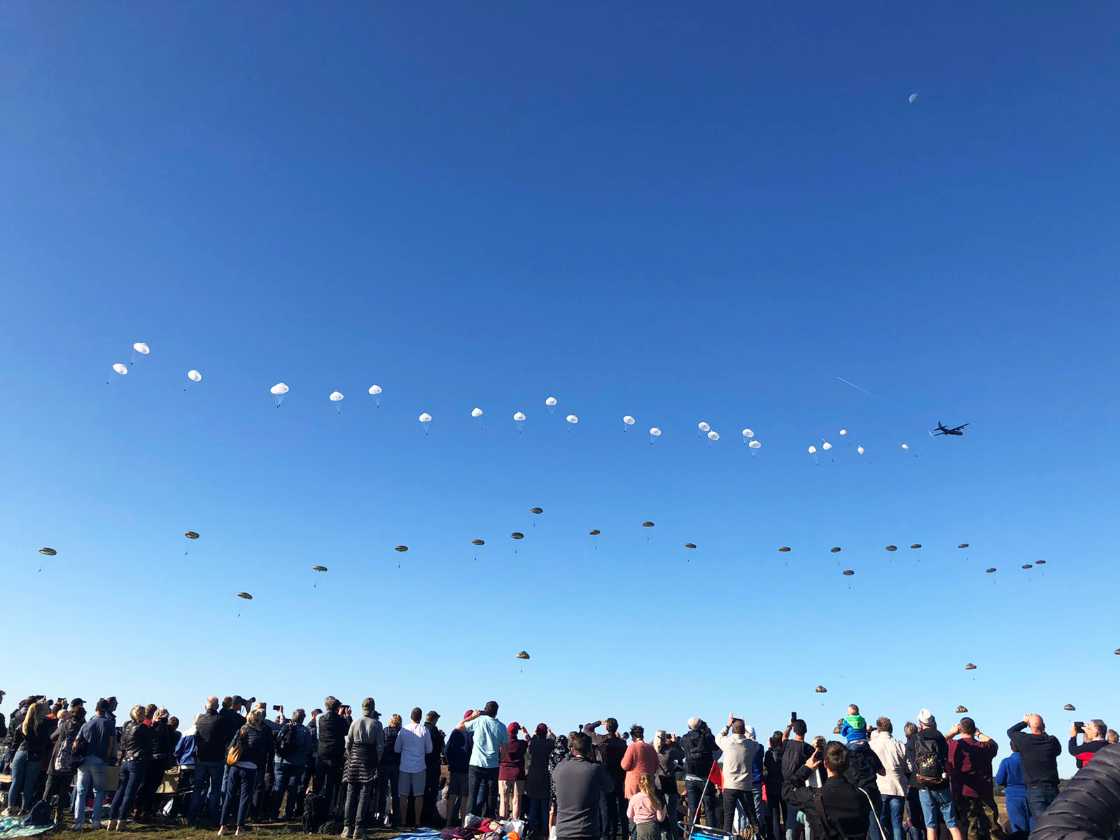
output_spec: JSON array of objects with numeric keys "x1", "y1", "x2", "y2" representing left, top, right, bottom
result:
[
  {"x1": 138, "y1": 707, "x2": 177, "y2": 821},
  {"x1": 782, "y1": 741, "x2": 869, "y2": 840},
  {"x1": 1108, "y1": 730, "x2": 1119, "y2": 745},
  {"x1": 763, "y1": 732, "x2": 786, "y2": 840},
  {"x1": 109, "y1": 705, "x2": 153, "y2": 831},
  {"x1": 444, "y1": 710, "x2": 474, "y2": 827},
  {"x1": 1006, "y1": 714, "x2": 1062, "y2": 829},
  {"x1": 716, "y1": 715, "x2": 761, "y2": 836},
  {"x1": 499, "y1": 722, "x2": 528, "y2": 819},
  {"x1": 656, "y1": 731, "x2": 685, "y2": 838},
  {"x1": 903, "y1": 723, "x2": 927, "y2": 840},
  {"x1": 946, "y1": 718, "x2": 1000, "y2": 840},
  {"x1": 680, "y1": 717, "x2": 719, "y2": 832},
  {"x1": 781, "y1": 717, "x2": 815, "y2": 840},
  {"x1": 6, "y1": 699, "x2": 49, "y2": 817},
  {"x1": 377, "y1": 713, "x2": 403, "y2": 827},
  {"x1": 621, "y1": 725, "x2": 660, "y2": 801},
  {"x1": 422, "y1": 711, "x2": 445, "y2": 827},
  {"x1": 869, "y1": 717, "x2": 909, "y2": 840},
  {"x1": 341, "y1": 698, "x2": 385, "y2": 840},
  {"x1": 218, "y1": 708, "x2": 273, "y2": 836},
  {"x1": 460, "y1": 701, "x2": 509, "y2": 819},
  {"x1": 190, "y1": 697, "x2": 230, "y2": 827},
  {"x1": 553, "y1": 732, "x2": 610, "y2": 840},
  {"x1": 273, "y1": 708, "x2": 313, "y2": 822},
  {"x1": 525, "y1": 724, "x2": 556, "y2": 837},
  {"x1": 1069, "y1": 719, "x2": 1108, "y2": 769},
  {"x1": 836, "y1": 712, "x2": 884, "y2": 840},
  {"x1": 626, "y1": 773, "x2": 666, "y2": 840},
  {"x1": 43, "y1": 700, "x2": 85, "y2": 826},
  {"x1": 994, "y1": 742, "x2": 1029, "y2": 835},
  {"x1": 912, "y1": 710, "x2": 964, "y2": 840},
  {"x1": 548, "y1": 734, "x2": 570, "y2": 833},
  {"x1": 315, "y1": 697, "x2": 350, "y2": 819},
  {"x1": 73, "y1": 699, "x2": 115, "y2": 830},
  {"x1": 396, "y1": 706, "x2": 433, "y2": 828}
]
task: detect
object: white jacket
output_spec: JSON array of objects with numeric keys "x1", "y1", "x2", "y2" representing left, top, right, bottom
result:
[{"x1": 870, "y1": 730, "x2": 909, "y2": 797}]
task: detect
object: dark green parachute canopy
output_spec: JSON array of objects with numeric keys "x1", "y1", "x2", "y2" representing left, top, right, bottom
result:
[
  {"x1": 529, "y1": 507, "x2": 543, "y2": 515},
  {"x1": 1022, "y1": 563, "x2": 1033, "y2": 570},
  {"x1": 955, "y1": 705, "x2": 969, "y2": 714},
  {"x1": 1035, "y1": 559, "x2": 1047, "y2": 565},
  {"x1": 184, "y1": 531, "x2": 200, "y2": 540},
  {"x1": 965, "y1": 663, "x2": 977, "y2": 671},
  {"x1": 515, "y1": 651, "x2": 530, "y2": 660},
  {"x1": 830, "y1": 547, "x2": 842, "y2": 553},
  {"x1": 38, "y1": 547, "x2": 57, "y2": 556},
  {"x1": 1115, "y1": 649, "x2": 1120, "y2": 656},
  {"x1": 312, "y1": 564, "x2": 328, "y2": 572},
  {"x1": 589, "y1": 529, "x2": 601, "y2": 536},
  {"x1": 985, "y1": 567, "x2": 998, "y2": 574},
  {"x1": 910, "y1": 544, "x2": 922, "y2": 549},
  {"x1": 815, "y1": 685, "x2": 828, "y2": 694},
  {"x1": 958, "y1": 543, "x2": 970, "y2": 549},
  {"x1": 394, "y1": 545, "x2": 408, "y2": 553},
  {"x1": 885, "y1": 545, "x2": 898, "y2": 552},
  {"x1": 778, "y1": 546, "x2": 792, "y2": 553},
  {"x1": 471, "y1": 539, "x2": 485, "y2": 546},
  {"x1": 684, "y1": 543, "x2": 697, "y2": 549},
  {"x1": 1064, "y1": 704, "x2": 1076, "y2": 711},
  {"x1": 511, "y1": 532, "x2": 524, "y2": 540},
  {"x1": 641, "y1": 521, "x2": 655, "y2": 528},
  {"x1": 237, "y1": 592, "x2": 253, "y2": 600},
  {"x1": 842, "y1": 569, "x2": 855, "y2": 576}
]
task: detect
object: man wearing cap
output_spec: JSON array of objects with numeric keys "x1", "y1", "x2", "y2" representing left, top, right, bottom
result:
[
  {"x1": 1006, "y1": 714, "x2": 1061, "y2": 828},
  {"x1": 422, "y1": 711, "x2": 445, "y2": 826},
  {"x1": 459, "y1": 700, "x2": 509, "y2": 818},
  {"x1": 914, "y1": 710, "x2": 964, "y2": 840},
  {"x1": 445, "y1": 710, "x2": 475, "y2": 826}
]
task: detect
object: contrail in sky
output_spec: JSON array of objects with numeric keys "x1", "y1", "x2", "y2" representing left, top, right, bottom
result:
[{"x1": 835, "y1": 376, "x2": 873, "y2": 396}]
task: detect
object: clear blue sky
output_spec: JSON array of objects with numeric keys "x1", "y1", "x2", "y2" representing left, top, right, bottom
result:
[{"x1": 2, "y1": 2, "x2": 1118, "y2": 775}]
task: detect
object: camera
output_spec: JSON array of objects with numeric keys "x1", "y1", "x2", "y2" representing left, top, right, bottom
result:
[
  {"x1": 1074, "y1": 721, "x2": 1085, "y2": 732},
  {"x1": 272, "y1": 705, "x2": 282, "y2": 712},
  {"x1": 790, "y1": 712, "x2": 798, "y2": 722}
]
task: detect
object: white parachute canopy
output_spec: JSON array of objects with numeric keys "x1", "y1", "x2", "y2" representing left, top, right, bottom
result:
[
  {"x1": 707, "y1": 430, "x2": 720, "y2": 441},
  {"x1": 565, "y1": 414, "x2": 579, "y2": 425},
  {"x1": 857, "y1": 445, "x2": 866, "y2": 455},
  {"x1": 471, "y1": 407, "x2": 484, "y2": 418},
  {"x1": 418, "y1": 412, "x2": 432, "y2": 424},
  {"x1": 697, "y1": 421, "x2": 711, "y2": 433},
  {"x1": 545, "y1": 396, "x2": 558, "y2": 407},
  {"x1": 839, "y1": 428, "x2": 848, "y2": 436},
  {"x1": 900, "y1": 442, "x2": 910, "y2": 451},
  {"x1": 132, "y1": 342, "x2": 151, "y2": 355},
  {"x1": 270, "y1": 382, "x2": 290, "y2": 396},
  {"x1": 186, "y1": 369, "x2": 203, "y2": 383},
  {"x1": 649, "y1": 426, "x2": 662, "y2": 438},
  {"x1": 513, "y1": 411, "x2": 527, "y2": 422},
  {"x1": 908, "y1": 92, "x2": 919, "y2": 104},
  {"x1": 112, "y1": 362, "x2": 129, "y2": 376},
  {"x1": 741, "y1": 428, "x2": 755, "y2": 439},
  {"x1": 622, "y1": 415, "x2": 636, "y2": 427},
  {"x1": 748, "y1": 439, "x2": 762, "y2": 449},
  {"x1": 329, "y1": 391, "x2": 344, "y2": 402},
  {"x1": 368, "y1": 384, "x2": 383, "y2": 396},
  {"x1": 822, "y1": 441, "x2": 833, "y2": 451},
  {"x1": 807, "y1": 445, "x2": 818, "y2": 455}
]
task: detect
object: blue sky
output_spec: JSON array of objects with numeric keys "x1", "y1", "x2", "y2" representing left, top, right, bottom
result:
[{"x1": 2, "y1": 2, "x2": 1118, "y2": 774}]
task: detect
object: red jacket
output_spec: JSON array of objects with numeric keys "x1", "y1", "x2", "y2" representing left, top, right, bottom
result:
[{"x1": 948, "y1": 736, "x2": 999, "y2": 799}]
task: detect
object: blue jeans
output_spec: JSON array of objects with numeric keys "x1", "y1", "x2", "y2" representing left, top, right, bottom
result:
[
  {"x1": 1027, "y1": 783, "x2": 1058, "y2": 831},
  {"x1": 468, "y1": 765, "x2": 499, "y2": 818},
  {"x1": 272, "y1": 762, "x2": 304, "y2": 820},
  {"x1": 527, "y1": 796, "x2": 548, "y2": 835},
  {"x1": 880, "y1": 794, "x2": 905, "y2": 840},
  {"x1": 189, "y1": 760, "x2": 225, "y2": 824},
  {"x1": 110, "y1": 759, "x2": 147, "y2": 821},
  {"x1": 8, "y1": 750, "x2": 42, "y2": 812},
  {"x1": 918, "y1": 787, "x2": 957, "y2": 829},
  {"x1": 221, "y1": 766, "x2": 257, "y2": 828},
  {"x1": 1005, "y1": 795, "x2": 1029, "y2": 833},
  {"x1": 686, "y1": 778, "x2": 718, "y2": 829},
  {"x1": 74, "y1": 756, "x2": 109, "y2": 828}
]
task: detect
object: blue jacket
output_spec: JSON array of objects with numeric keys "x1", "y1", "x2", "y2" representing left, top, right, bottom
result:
[
  {"x1": 445, "y1": 728, "x2": 473, "y2": 774},
  {"x1": 175, "y1": 734, "x2": 196, "y2": 767},
  {"x1": 995, "y1": 753, "x2": 1026, "y2": 798},
  {"x1": 277, "y1": 723, "x2": 313, "y2": 767}
]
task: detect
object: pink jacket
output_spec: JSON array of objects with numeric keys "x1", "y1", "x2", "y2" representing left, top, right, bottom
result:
[{"x1": 621, "y1": 741, "x2": 661, "y2": 798}]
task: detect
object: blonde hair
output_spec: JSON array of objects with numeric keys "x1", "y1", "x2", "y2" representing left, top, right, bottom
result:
[
  {"x1": 22, "y1": 701, "x2": 45, "y2": 736},
  {"x1": 129, "y1": 704, "x2": 145, "y2": 724},
  {"x1": 247, "y1": 708, "x2": 265, "y2": 727},
  {"x1": 638, "y1": 773, "x2": 663, "y2": 811},
  {"x1": 389, "y1": 713, "x2": 402, "y2": 728}
]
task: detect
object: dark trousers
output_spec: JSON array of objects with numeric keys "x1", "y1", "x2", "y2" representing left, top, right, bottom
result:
[
  {"x1": 376, "y1": 766, "x2": 401, "y2": 825},
  {"x1": 344, "y1": 779, "x2": 375, "y2": 830},
  {"x1": 315, "y1": 756, "x2": 344, "y2": 818},
  {"x1": 723, "y1": 788, "x2": 759, "y2": 835},
  {"x1": 272, "y1": 762, "x2": 304, "y2": 820},
  {"x1": 1026, "y1": 783, "x2": 1058, "y2": 832},
  {"x1": 686, "y1": 779, "x2": 719, "y2": 829},
  {"x1": 109, "y1": 760, "x2": 147, "y2": 821},
  {"x1": 220, "y1": 766, "x2": 256, "y2": 829},
  {"x1": 447, "y1": 770, "x2": 470, "y2": 826},
  {"x1": 468, "y1": 766, "x2": 499, "y2": 818},
  {"x1": 906, "y1": 787, "x2": 927, "y2": 835},
  {"x1": 422, "y1": 765, "x2": 442, "y2": 826},
  {"x1": 955, "y1": 794, "x2": 1002, "y2": 840},
  {"x1": 602, "y1": 788, "x2": 621, "y2": 840},
  {"x1": 767, "y1": 793, "x2": 784, "y2": 840},
  {"x1": 43, "y1": 773, "x2": 75, "y2": 823},
  {"x1": 137, "y1": 757, "x2": 168, "y2": 818},
  {"x1": 189, "y1": 761, "x2": 224, "y2": 824}
]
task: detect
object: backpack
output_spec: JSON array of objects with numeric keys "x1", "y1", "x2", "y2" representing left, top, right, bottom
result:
[
  {"x1": 24, "y1": 800, "x2": 51, "y2": 827},
  {"x1": 302, "y1": 792, "x2": 329, "y2": 834},
  {"x1": 913, "y1": 734, "x2": 945, "y2": 784},
  {"x1": 277, "y1": 723, "x2": 299, "y2": 760},
  {"x1": 53, "y1": 734, "x2": 79, "y2": 773}
]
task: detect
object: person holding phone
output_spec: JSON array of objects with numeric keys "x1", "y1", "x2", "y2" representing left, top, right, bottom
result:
[{"x1": 1069, "y1": 719, "x2": 1108, "y2": 769}]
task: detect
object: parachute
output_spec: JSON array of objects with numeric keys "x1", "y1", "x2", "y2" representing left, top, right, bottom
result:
[
  {"x1": 815, "y1": 686, "x2": 828, "y2": 694},
  {"x1": 698, "y1": 421, "x2": 711, "y2": 433},
  {"x1": 622, "y1": 415, "x2": 636, "y2": 428},
  {"x1": 472, "y1": 538, "x2": 485, "y2": 546},
  {"x1": 589, "y1": 529, "x2": 601, "y2": 536},
  {"x1": 706, "y1": 430, "x2": 719, "y2": 441},
  {"x1": 958, "y1": 543, "x2": 970, "y2": 549},
  {"x1": 985, "y1": 567, "x2": 998, "y2": 574},
  {"x1": 1022, "y1": 563, "x2": 1033, "y2": 570},
  {"x1": 684, "y1": 543, "x2": 697, "y2": 550},
  {"x1": 964, "y1": 663, "x2": 977, "y2": 671},
  {"x1": 511, "y1": 532, "x2": 525, "y2": 540},
  {"x1": 38, "y1": 547, "x2": 57, "y2": 557},
  {"x1": 830, "y1": 547, "x2": 842, "y2": 553},
  {"x1": 418, "y1": 412, "x2": 432, "y2": 428},
  {"x1": 1035, "y1": 559, "x2": 1047, "y2": 565},
  {"x1": 132, "y1": 342, "x2": 151, "y2": 355},
  {"x1": 1115, "y1": 649, "x2": 1120, "y2": 656},
  {"x1": 236, "y1": 592, "x2": 253, "y2": 600},
  {"x1": 908, "y1": 92, "x2": 919, "y2": 104},
  {"x1": 807, "y1": 445, "x2": 817, "y2": 455},
  {"x1": 900, "y1": 443, "x2": 910, "y2": 451},
  {"x1": 270, "y1": 382, "x2": 289, "y2": 396},
  {"x1": 648, "y1": 426, "x2": 662, "y2": 440},
  {"x1": 955, "y1": 706, "x2": 969, "y2": 714},
  {"x1": 641, "y1": 521, "x2": 655, "y2": 528},
  {"x1": 329, "y1": 390, "x2": 344, "y2": 402},
  {"x1": 778, "y1": 546, "x2": 792, "y2": 553},
  {"x1": 545, "y1": 396, "x2": 558, "y2": 408},
  {"x1": 748, "y1": 439, "x2": 762, "y2": 449},
  {"x1": 529, "y1": 507, "x2": 543, "y2": 515},
  {"x1": 112, "y1": 363, "x2": 128, "y2": 376},
  {"x1": 516, "y1": 650, "x2": 531, "y2": 660},
  {"x1": 184, "y1": 531, "x2": 200, "y2": 540},
  {"x1": 1064, "y1": 704, "x2": 1076, "y2": 711},
  {"x1": 741, "y1": 428, "x2": 755, "y2": 440},
  {"x1": 856, "y1": 446, "x2": 865, "y2": 455},
  {"x1": 187, "y1": 369, "x2": 203, "y2": 383},
  {"x1": 910, "y1": 544, "x2": 922, "y2": 549},
  {"x1": 394, "y1": 545, "x2": 409, "y2": 553},
  {"x1": 839, "y1": 429, "x2": 848, "y2": 437},
  {"x1": 822, "y1": 441, "x2": 833, "y2": 451},
  {"x1": 471, "y1": 407, "x2": 484, "y2": 418},
  {"x1": 311, "y1": 565, "x2": 328, "y2": 572},
  {"x1": 842, "y1": 569, "x2": 855, "y2": 576},
  {"x1": 565, "y1": 414, "x2": 579, "y2": 425},
  {"x1": 885, "y1": 545, "x2": 898, "y2": 552},
  {"x1": 368, "y1": 385, "x2": 383, "y2": 396}
]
